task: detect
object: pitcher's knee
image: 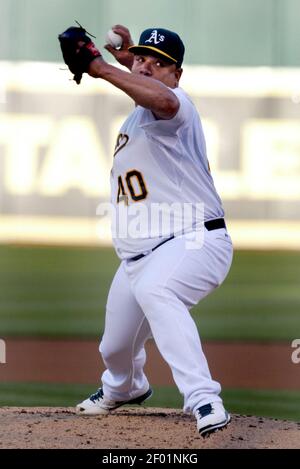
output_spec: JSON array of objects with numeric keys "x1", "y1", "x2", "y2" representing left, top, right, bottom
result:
[{"x1": 100, "y1": 340, "x2": 129, "y2": 366}]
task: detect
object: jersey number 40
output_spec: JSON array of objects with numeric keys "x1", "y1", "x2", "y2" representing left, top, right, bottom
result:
[{"x1": 117, "y1": 170, "x2": 148, "y2": 204}]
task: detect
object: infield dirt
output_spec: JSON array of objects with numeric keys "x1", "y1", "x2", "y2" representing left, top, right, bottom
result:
[{"x1": 0, "y1": 407, "x2": 299, "y2": 449}]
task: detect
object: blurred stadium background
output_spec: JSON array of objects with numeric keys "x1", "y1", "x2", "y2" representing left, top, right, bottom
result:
[{"x1": 0, "y1": 0, "x2": 300, "y2": 421}]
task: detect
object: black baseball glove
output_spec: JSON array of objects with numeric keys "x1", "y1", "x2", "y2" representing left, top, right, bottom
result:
[{"x1": 58, "y1": 24, "x2": 101, "y2": 84}]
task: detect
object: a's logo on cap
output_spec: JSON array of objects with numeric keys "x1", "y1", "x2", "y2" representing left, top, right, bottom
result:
[{"x1": 145, "y1": 30, "x2": 165, "y2": 45}]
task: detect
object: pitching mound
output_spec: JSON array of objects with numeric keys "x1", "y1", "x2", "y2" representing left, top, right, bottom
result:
[{"x1": 0, "y1": 407, "x2": 299, "y2": 449}]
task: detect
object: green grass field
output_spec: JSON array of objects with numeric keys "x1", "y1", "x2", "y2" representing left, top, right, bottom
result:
[
  {"x1": 0, "y1": 245, "x2": 300, "y2": 340},
  {"x1": 0, "y1": 383, "x2": 299, "y2": 422}
]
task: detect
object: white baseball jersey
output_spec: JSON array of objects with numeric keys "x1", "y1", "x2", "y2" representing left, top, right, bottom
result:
[{"x1": 111, "y1": 86, "x2": 224, "y2": 259}]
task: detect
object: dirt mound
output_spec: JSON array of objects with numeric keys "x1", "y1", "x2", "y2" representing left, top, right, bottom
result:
[{"x1": 0, "y1": 407, "x2": 299, "y2": 449}]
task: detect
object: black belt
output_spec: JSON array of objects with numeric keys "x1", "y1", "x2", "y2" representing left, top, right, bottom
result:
[{"x1": 130, "y1": 218, "x2": 226, "y2": 262}]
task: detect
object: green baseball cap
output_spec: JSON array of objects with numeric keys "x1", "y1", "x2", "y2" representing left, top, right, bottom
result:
[{"x1": 128, "y1": 28, "x2": 185, "y2": 67}]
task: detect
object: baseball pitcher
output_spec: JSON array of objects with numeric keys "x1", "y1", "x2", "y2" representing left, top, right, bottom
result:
[{"x1": 59, "y1": 24, "x2": 233, "y2": 437}]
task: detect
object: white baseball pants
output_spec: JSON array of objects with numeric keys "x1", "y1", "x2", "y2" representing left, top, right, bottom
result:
[{"x1": 99, "y1": 227, "x2": 233, "y2": 414}]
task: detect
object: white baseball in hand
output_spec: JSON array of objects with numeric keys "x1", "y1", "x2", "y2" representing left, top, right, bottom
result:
[{"x1": 106, "y1": 29, "x2": 123, "y2": 49}]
